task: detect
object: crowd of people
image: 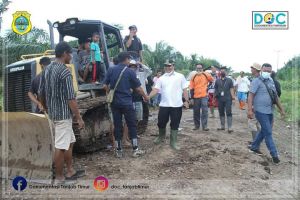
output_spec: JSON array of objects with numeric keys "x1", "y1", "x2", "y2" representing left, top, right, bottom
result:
[{"x1": 27, "y1": 25, "x2": 286, "y2": 185}]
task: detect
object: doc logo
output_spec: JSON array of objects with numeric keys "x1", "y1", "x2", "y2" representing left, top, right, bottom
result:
[
  {"x1": 12, "y1": 176, "x2": 27, "y2": 191},
  {"x1": 252, "y1": 11, "x2": 288, "y2": 30}
]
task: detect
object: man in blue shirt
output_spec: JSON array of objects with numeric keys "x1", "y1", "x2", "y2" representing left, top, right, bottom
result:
[
  {"x1": 104, "y1": 52, "x2": 149, "y2": 158},
  {"x1": 248, "y1": 63, "x2": 285, "y2": 164}
]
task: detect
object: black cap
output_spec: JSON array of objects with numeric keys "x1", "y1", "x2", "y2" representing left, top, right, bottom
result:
[
  {"x1": 129, "y1": 25, "x2": 137, "y2": 30},
  {"x1": 118, "y1": 52, "x2": 132, "y2": 62},
  {"x1": 164, "y1": 59, "x2": 175, "y2": 66},
  {"x1": 220, "y1": 66, "x2": 227, "y2": 70}
]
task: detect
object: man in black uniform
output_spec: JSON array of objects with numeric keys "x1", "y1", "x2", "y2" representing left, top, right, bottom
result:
[
  {"x1": 214, "y1": 66, "x2": 235, "y2": 133},
  {"x1": 123, "y1": 25, "x2": 143, "y2": 62}
]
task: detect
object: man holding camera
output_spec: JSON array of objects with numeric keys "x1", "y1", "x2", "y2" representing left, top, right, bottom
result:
[{"x1": 124, "y1": 25, "x2": 143, "y2": 62}]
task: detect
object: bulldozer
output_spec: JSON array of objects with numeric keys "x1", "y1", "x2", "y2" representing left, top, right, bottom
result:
[{"x1": 1, "y1": 18, "x2": 141, "y2": 183}]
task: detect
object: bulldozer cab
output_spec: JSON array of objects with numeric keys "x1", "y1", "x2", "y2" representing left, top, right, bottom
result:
[{"x1": 53, "y1": 18, "x2": 125, "y2": 92}]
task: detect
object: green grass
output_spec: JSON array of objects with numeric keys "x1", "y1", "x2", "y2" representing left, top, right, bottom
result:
[{"x1": 277, "y1": 90, "x2": 300, "y2": 123}]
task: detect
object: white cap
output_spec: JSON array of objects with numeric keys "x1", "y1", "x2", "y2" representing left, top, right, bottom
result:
[{"x1": 129, "y1": 60, "x2": 137, "y2": 66}]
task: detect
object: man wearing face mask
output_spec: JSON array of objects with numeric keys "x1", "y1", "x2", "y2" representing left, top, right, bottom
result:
[
  {"x1": 190, "y1": 64, "x2": 214, "y2": 131},
  {"x1": 214, "y1": 66, "x2": 235, "y2": 133},
  {"x1": 248, "y1": 63, "x2": 285, "y2": 164},
  {"x1": 148, "y1": 60, "x2": 189, "y2": 150}
]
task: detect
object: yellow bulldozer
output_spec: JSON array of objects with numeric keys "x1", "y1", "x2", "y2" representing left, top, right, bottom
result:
[{"x1": 1, "y1": 18, "x2": 146, "y2": 183}]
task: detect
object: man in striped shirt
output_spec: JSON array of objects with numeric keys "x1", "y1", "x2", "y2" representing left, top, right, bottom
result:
[{"x1": 39, "y1": 42, "x2": 85, "y2": 184}]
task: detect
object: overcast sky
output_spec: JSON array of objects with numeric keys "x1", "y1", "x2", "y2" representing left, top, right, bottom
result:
[{"x1": 1, "y1": 0, "x2": 300, "y2": 72}]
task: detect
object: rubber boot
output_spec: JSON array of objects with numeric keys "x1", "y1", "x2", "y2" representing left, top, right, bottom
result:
[
  {"x1": 154, "y1": 128, "x2": 166, "y2": 144},
  {"x1": 217, "y1": 116, "x2": 225, "y2": 130},
  {"x1": 170, "y1": 130, "x2": 180, "y2": 150},
  {"x1": 227, "y1": 116, "x2": 233, "y2": 133}
]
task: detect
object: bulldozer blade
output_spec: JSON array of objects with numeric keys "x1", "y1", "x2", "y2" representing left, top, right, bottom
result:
[{"x1": 0, "y1": 112, "x2": 53, "y2": 184}]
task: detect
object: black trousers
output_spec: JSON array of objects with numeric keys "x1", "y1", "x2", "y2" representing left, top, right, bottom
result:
[
  {"x1": 157, "y1": 107, "x2": 182, "y2": 130},
  {"x1": 217, "y1": 98, "x2": 232, "y2": 117},
  {"x1": 111, "y1": 104, "x2": 137, "y2": 142}
]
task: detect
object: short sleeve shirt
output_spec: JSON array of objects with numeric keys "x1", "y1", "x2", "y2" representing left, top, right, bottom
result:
[
  {"x1": 154, "y1": 71, "x2": 187, "y2": 107},
  {"x1": 39, "y1": 62, "x2": 76, "y2": 121},
  {"x1": 250, "y1": 77, "x2": 275, "y2": 114},
  {"x1": 104, "y1": 63, "x2": 141, "y2": 106},
  {"x1": 123, "y1": 36, "x2": 143, "y2": 54},
  {"x1": 90, "y1": 42, "x2": 101, "y2": 62},
  {"x1": 214, "y1": 77, "x2": 234, "y2": 101},
  {"x1": 189, "y1": 72, "x2": 213, "y2": 98},
  {"x1": 29, "y1": 73, "x2": 41, "y2": 95},
  {"x1": 78, "y1": 50, "x2": 91, "y2": 70}
]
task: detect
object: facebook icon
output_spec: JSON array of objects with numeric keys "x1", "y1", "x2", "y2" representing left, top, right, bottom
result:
[{"x1": 12, "y1": 176, "x2": 27, "y2": 191}]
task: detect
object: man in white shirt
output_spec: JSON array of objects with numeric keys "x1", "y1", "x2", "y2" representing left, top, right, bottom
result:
[
  {"x1": 148, "y1": 60, "x2": 189, "y2": 150},
  {"x1": 235, "y1": 71, "x2": 250, "y2": 110}
]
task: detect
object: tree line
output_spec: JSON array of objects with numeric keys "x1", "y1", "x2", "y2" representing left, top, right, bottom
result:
[{"x1": 0, "y1": 27, "x2": 225, "y2": 77}]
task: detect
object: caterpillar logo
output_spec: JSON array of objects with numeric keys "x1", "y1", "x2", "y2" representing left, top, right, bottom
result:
[{"x1": 10, "y1": 66, "x2": 25, "y2": 72}]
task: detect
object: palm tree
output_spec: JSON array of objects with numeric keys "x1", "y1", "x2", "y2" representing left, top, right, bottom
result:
[{"x1": 0, "y1": 0, "x2": 11, "y2": 32}]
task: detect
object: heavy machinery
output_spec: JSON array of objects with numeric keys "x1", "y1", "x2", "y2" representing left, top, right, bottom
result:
[{"x1": 1, "y1": 18, "x2": 128, "y2": 182}]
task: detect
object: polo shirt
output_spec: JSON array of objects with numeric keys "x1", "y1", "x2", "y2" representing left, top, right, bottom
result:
[
  {"x1": 250, "y1": 77, "x2": 276, "y2": 114},
  {"x1": 154, "y1": 71, "x2": 187, "y2": 107},
  {"x1": 214, "y1": 77, "x2": 234, "y2": 101},
  {"x1": 189, "y1": 72, "x2": 213, "y2": 98},
  {"x1": 123, "y1": 35, "x2": 143, "y2": 54},
  {"x1": 104, "y1": 63, "x2": 141, "y2": 106}
]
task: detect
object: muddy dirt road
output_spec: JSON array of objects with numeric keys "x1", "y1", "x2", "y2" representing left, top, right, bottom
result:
[
  {"x1": 6, "y1": 103, "x2": 299, "y2": 199},
  {"x1": 71, "y1": 103, "x2": 298, "y2": 199}
]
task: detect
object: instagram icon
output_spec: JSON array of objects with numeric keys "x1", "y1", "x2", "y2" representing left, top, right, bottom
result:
[{"x1": 93, "y1": 176, "x2": 109, "y2": 191}]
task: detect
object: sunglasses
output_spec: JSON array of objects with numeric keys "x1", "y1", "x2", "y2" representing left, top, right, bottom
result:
[{"x1": 164, "y1": 65, "x2": 172, "y2": 67}]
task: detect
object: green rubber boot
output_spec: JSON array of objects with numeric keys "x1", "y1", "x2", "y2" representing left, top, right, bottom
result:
[
  {"x1": 170, "y1": 129, "x2": 180, "y2": 150},
  {"x1": 154, "y1": 128, "x2": 166, "y2": 144}
]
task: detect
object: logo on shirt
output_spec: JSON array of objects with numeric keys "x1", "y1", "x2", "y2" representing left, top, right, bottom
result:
[
  {"x1": 12, "y1": 11, "x2": 32, "y2": 35},
  {"x1": 252, "y1": 11, "x2": 288, "y2": 30}
]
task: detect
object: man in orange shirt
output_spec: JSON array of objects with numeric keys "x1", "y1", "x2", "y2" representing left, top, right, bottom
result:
[{"x1": 190, "y1": 64, "x2": 214, "y2": 131}]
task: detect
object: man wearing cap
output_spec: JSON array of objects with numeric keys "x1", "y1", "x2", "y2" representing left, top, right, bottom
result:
[
  {"x1": 248, "y1": 63, "x2": 285, "y2": 164},
  {"x1": 248, "y1": 63, "x2": 262, "y2": 142},
  {"x1": 124, "y1": 25, "x2": 143, "y2": 62},
  {"x1": 214, "y1": 66, "x2": 235, "y2": 133},
  {"x1": 104, "y1": 52, "x2": 149, "y2": 158},
  {"x1": 128, "y1": 59, "x2": 152, "y2": 124},
  {"x1": 190, "y1": 63, "x2": 214, "y2": 131},
  {"x1": 235, "y1": 71, "x2": 250, "y2": 110},
  {"x1": 148, "y1": 60, "x2": 189, "y2": 150}
]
